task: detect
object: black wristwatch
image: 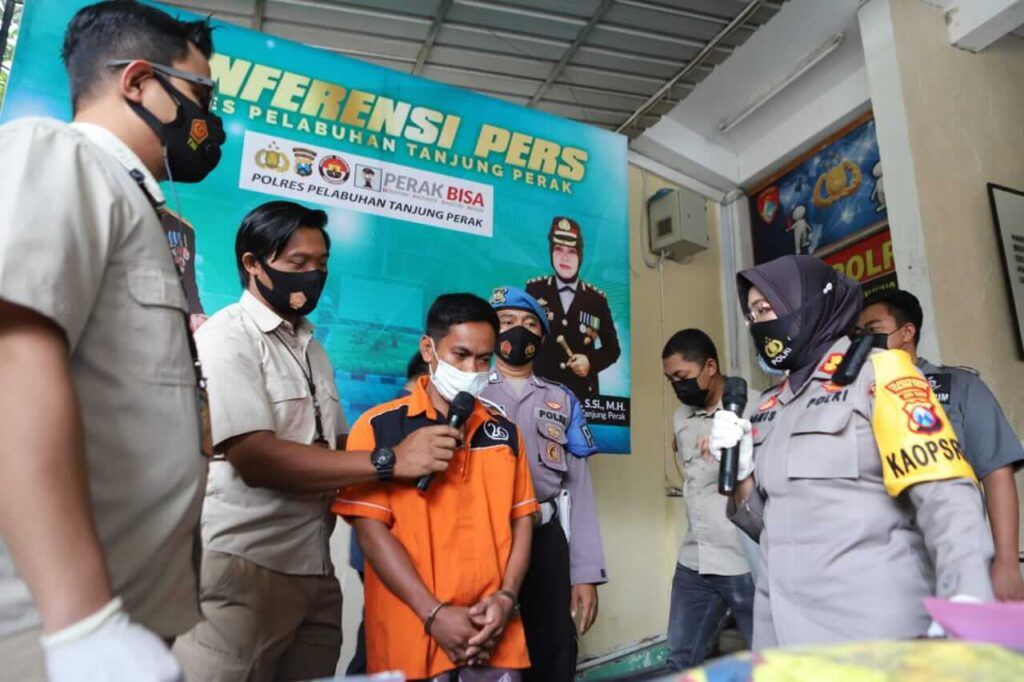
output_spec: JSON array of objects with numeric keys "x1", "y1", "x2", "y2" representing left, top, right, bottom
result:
[{"x1": 370, "y1": 447, "x2": 396, "y2": 483}]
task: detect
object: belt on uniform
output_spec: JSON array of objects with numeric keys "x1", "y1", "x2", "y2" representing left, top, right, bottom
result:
[{"x1": 538, "y1": 498, "x2": 559, "y2": 526}]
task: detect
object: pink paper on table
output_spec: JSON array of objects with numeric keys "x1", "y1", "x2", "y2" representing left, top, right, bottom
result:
[{"x1": 924, "y1": 597, "x2": 1024, "y2": 651}]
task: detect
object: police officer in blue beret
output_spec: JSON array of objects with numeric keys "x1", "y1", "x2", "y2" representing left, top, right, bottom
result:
[{"x1": 481, "y1": 286, "x2": 607, "y2": 681}]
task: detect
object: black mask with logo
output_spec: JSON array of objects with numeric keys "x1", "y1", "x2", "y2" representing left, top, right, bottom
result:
[
  {"x1": 497, "y1": 326, "x2": 543, "y2": 367},
  {"x1": 672, "y1": 368, "x2": 710, "y2": 408},
  {"x1": 256, "y1": 263, "x2": 327, "y2": 317},
  {"x1": 126, "y1": 73, "x2": 225, "y2": 183},
  {"x1": 749, "y1": 291, "x2": 829, "y2": 372}
]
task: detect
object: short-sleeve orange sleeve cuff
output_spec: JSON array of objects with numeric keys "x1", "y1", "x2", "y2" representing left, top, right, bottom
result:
[
  {"x1": 332, "y1": 495, "x2": 394, "y2": 526},
  {"x1": 510, "y1": 498, "x2": 539, "y2": 520}
]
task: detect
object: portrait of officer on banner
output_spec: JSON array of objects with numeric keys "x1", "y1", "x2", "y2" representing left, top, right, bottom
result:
[{"x1": 526, "y1": 216, "x2": 621, "y2": 401}]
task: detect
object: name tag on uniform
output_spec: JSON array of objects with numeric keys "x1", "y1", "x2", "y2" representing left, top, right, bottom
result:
[{"x1": 925, "y1": 373, "x2": 952, "y2": 405}]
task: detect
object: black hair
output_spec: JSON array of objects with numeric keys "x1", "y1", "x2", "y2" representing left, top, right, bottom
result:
[
  {"x1": 426, "y1": 293, "x2": 499, "y2": 341},
  {"x1": 662, "y1": 328, "x2": 719, "y2": 366},
  {"x1": 406, "y1": 352, "x2": 430, "y2": 380},
  {"x1": 235, "y1": 201, "x2": 330, "y2": 288},
  {"x1": 864, "y1": 288, "x2": 923, "y2": 345},
  {"x1": 62, "y1": 1, "x2": 215, "y2": 111}
]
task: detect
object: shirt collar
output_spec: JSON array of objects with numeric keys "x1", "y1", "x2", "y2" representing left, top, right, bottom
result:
[
  {"x1": 407, "y1": 375, "x2": 440, "y2": 420},
  {"x1": 239, "y1": 290, "x2": 315, "y2": 335},
  {"x1": 71, "y1": 122, "x2": 165, "y2": 205},
  {"x1": 558, "y1": 278, "x2": 579, "y2": 292},
  {"x1": 406, "y1": 376, "x2": 492, "y2": 431}
]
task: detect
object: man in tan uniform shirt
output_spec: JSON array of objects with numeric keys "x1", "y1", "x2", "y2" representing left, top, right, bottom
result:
[{"x1": 0, "y1": 3, "x2": 226, "y2": 680}]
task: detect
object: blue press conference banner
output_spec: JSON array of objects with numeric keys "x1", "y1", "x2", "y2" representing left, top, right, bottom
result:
[{"x1": 1, "y1": 1, "x2": 631, "y2": 452}]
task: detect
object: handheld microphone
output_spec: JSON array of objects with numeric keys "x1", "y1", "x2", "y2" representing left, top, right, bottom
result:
[
  {"x1": 718, "y1": 376, "x2": 749, "y2": 496},
  {"x1": 417, "y1": 391, "x2": 475, "y2": 493}
]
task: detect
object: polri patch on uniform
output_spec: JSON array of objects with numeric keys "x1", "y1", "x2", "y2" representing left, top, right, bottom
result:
[{"x1": 925, "y1": 373, "x2": 952, "y2": 405}]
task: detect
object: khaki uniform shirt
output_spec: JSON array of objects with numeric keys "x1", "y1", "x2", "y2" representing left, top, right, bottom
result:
[
  {"x1": 0, "y1": 119, "x2": 205, "y2": 639},
  {"x1": 730, "y1": 338, "x2": 994, "y2": 649},
  {"x1": 198, "y1": 292, "x2": 347, "y2": 576},
  {"x1": 673, "y1": 388, "x2": 760, "y2": 576}
]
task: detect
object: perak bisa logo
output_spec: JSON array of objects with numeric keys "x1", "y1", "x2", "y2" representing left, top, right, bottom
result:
[
  {"x1": 319, "y1": 155, "x2": 350, "y2": 184},
  {"x1": 293, "y1": 148, "x2": 316, "y2": 177},
  {"x1": 255, "y1": 142, "x2": 290, "y2": 173}
]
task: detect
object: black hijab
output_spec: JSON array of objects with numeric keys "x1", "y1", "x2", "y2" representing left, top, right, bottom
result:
[{"x1": 737, "y1": 255, "x2": 863, "y2": 392}]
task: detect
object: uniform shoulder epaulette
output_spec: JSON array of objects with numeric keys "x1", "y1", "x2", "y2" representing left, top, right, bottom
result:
[
  {"x1": 478, "y1": 396, "x2": 508, "y2": 418},
  {"x1": 526, "y1": 276, "x2": 543, "y2": 284},
  {"x1": 951, "y1": 365, "x2": 979, "y2": 376},
  {"x1": 583, "y1": 280, "x2": 606, "y2": 297}
]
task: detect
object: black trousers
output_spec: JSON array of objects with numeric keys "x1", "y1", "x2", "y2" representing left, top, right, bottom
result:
[{"x1": 520, "y1": 520, "x2": 576, "y2": 682}]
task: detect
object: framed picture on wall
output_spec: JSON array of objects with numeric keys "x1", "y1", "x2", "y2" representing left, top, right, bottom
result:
[
  {"x1": 987, "y1": 183, "x2": 1024, "y2": 359},
  {"x1": 746, "y1": 111, "x2": 897, "y2": 297}
]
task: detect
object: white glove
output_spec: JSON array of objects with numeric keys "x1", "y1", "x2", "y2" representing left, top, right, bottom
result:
[
  {"x1": 926, "y1": 594, "x2": 982, "y2": 638},
  {"x1": 41, "y1": 597, "x2": 183, "y2": 682},
  {"x1": 709, "y1": 411, "x2": 755, "y2": 482}
]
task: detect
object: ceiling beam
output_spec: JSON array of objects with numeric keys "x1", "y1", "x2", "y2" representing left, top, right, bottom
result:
[
  {"x1": 617, "y1": 0, "x2": 765, "y2": 133},
  {"x1": 615, "y1": 0, "x2": 762, "y2": 32},
  {"x1": 945, "y1": 0, "x2": 1024, "y2": 52},
  {"x1": 528, "y1": 0, "x2": 613, "y2": 106},
  {"x1": 413, "y1": 0, "x2": 452, "y2": 75}
]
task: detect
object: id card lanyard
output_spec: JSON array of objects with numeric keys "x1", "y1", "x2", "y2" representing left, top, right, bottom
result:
[
  {"x1": 272, "y1": 328, "x2": 328, "y2": 447},
  {"x1": 127, "y1": 169, "x2": 214, "y2": 456}
]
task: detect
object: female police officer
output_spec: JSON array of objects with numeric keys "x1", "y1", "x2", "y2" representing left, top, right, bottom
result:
[{"x1": 710, "y1": 255, "x2": 993, "y2": 649}]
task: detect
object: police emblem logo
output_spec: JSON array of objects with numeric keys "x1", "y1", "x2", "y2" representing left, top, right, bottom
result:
[
  {"x1": 558, "y1": 218, "x2": 571, "y2": 231},
  {"x1": 289, "y1": 291, "x2": 308, "y2": 310},
  {"x1": 546, "y1": 424, "x2": 561, "y2": 439},
  {"x1": 188, "y1": 119, "x2": 209, "y2": 148},
  {"x1": 490, "y1": 287, "x2": 507, "y2": 305},
  {"x1": 819, "y1": 353, "x2": 845, "y2": 375},
  {"x1": 293, "y1": 148, "x2": 317, "y2": 177},
  {"x1": 546, "y1": 442, "x2": 561, "y2": 462},
  {"x1": 318, "y1": 155, "x2": 350, "y2": 184},
  {"x1": 764, "y1": 338, "x2": 785, "y2": 359},
  {"x1": 822, "y1": 381, "x2": 844, "y2": 394},
  {"x1": 758, "y1": 395, "x2": 778, "y2": 412},
  {"x1": 525, "y1": 343, "x2": 536, "y2": 358},
  {"x1": 255, "y1": 143, "x2": 290, "y2": 173},
  {"x1": 499, "y1": 340, "x2": 512, "y2": 358},
  {"x1": 546, "y1": 401, "x2": 561, "y2": 410},
  {"x1": 884, "y1": 376, "x2": 944, "y2": 434}
]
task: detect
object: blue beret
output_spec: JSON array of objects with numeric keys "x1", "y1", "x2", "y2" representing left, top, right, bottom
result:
[{"x1": 489, "y1": 286, "x2": 549, "y2": 334}]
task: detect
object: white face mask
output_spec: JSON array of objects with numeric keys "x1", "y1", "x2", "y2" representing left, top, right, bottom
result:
[{"x1": 428, "y1": 339, "x2": 490, "y2": 402}]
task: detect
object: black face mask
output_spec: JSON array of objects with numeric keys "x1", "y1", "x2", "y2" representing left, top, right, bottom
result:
[
  {"x1": 255, "y1": 263, "x2": 327, "y2": 317},
  {"x1": 127, "y1": 73, "x2": 225, "y2": 183},
  {"x1": 749, "y1": 291, "x2": 828, "y2": 372},
  {"x1": 497, "y1": 326, "x2": 543, "y2": 367},
  {"x1": 672, "y1": 368, "x2": 709, "y2": 408}
]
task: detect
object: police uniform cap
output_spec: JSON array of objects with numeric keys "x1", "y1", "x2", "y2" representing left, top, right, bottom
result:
[
  {"x1": 548, "y1": 216, "x2": 583, "y2": 251},
  {"x1": 490, "y1": 286, "x2": 549, "y2": 334}
]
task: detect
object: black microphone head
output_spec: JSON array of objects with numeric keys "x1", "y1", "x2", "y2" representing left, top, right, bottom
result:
[
  {"x1": 449, "y1": 391, "x2": 476, "y2": 426},
  {"x1": 723, "y1": 377, "x2": 748, "y2": 412}
]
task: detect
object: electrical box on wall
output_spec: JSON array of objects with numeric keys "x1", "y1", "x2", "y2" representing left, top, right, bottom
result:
[{"x1": 647, "y1": 187, "x2": 709, "y2": 260}]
